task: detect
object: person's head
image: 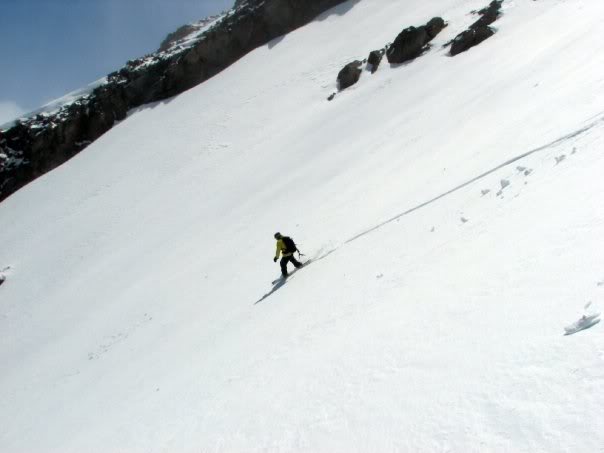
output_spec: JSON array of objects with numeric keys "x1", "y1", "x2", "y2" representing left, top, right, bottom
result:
[{"x1": 274, "y1": 232, "x2": 283, "y2": 240}]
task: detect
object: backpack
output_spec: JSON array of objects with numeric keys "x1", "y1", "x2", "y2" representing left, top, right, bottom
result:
[{"x1": 282, "y1": 236, "x2": 298, "y2": 254}]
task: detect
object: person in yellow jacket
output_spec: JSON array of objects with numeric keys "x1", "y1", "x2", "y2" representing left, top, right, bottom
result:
[{"x1": 273, "y1": 232, "x2": 303, "y2": 277}]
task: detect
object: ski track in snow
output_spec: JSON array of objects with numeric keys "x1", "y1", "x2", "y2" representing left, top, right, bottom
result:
[
  {"x1": 343, "y1": 113, "x2": 604, "y2": 246},
  {"x1": 564, "y1": 313, "x2": 601, "y2": 336},
  {"x1": 299, "y1": 113, "x2": 604, "y2": 271},
  {"x1": 256, "y1": 258, "x2": 317, "y2": 304},
  {"x1": 87, "y1": 313, "x2": 154, "y2": 360}
]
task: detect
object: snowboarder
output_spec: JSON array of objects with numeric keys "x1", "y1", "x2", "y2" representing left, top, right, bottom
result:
[{"x1": 273, "y1": 232, "x2": 303, "y2": 277}]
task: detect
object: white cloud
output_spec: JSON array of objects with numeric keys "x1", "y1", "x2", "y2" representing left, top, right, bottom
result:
[{"x1": 0, "y1": 101, "x2": 26, "y2": 127}]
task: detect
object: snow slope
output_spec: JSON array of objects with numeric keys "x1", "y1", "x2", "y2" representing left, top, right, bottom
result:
[{"x1": 1, "y1": 0, "x2": 604, "y2": 451}]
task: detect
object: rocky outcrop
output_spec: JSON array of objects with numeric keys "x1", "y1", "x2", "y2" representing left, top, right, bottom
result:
[
  {"x1": 450, "y1": 27, "x2": 495, "y2": 56},
  {"x1": 386, "y1": 26, "x2": 429, "y2": 64},
  {"x1": 0, "y1": 0, "x2": 348, "y2": 202},
  {"x1": 337, "y1": 61, "x2": 363, "y2": 90},
  {"x1": 157, "y1": 14, "x2": 225, "y2": 53},
  {"x1": 450, "y1": 0, "x2": 503, "y2": 56},
  {"x1": 425, "y1": 17, "x2": 447, "y2": 40},
  {"x1": 330, "y1": 17, "x2": 445, "y2": 96},
  {"x1": 386, "y1": 17, "x2": 446, "y2": 64},
  {"x1": 159, "y1": 24, "x2": 199, "y2": 52},
  {"x1": 473, "y1": 0, "x2": 503, "y2": 28},
  {"x1": 367, "y1": 49, "x2": 385, "y2": 73}
]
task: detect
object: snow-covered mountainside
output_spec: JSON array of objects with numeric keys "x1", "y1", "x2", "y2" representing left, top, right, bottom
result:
[
  {"x1": 1, "y1": 0, "x2": 604, "y2": 451},
  {"x1": 0, "y1": 0, "x2": 346, "y2": 202}
]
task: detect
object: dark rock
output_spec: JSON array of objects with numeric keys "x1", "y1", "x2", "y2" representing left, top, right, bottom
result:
[
  {"x1": 451, "y1": 0, "x2": 503, "y2": 56},
  {"x1": 337, "y1": 61, "x2": 362, "y2": 90},
  {"x1": 472, "y1": 0, "x2": 503, "y2": 28},
  {"x1": 367, "y1": 49, "x2": 384, "y2": 73},
  {"x1": 474, "y1": 23, "x2": 496, "y2": 42},
  {"x1": 386, "y1": 17, "x2": 446, "y2": 64},
  {"x1": 386, "y1": 26, "x2": 429, "y2": 64},
  {"x1": 425, "y1": 17, "x2": 447, "y2": 39},
  {"x1": 0, "y1": 275, "x2": 5, "y2": 286},
  {"x1": 450, "y1": 26, "x2": 494, "y2": 55},
  {"x1": 327, "y1": 92, "x2": 336, "y2": 101},
  {"x1": 450, "y1": 1, "x2": 502, "y2": 55}
]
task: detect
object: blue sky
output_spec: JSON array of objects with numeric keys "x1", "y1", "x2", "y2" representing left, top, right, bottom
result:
[{"x1": 0, "y1": 0, "x2": 234, "y2": 123}]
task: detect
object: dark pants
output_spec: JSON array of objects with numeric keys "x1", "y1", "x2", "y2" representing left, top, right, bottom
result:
[{"x1": 280, "y1": 255, "x2": 303, "y2": 277}]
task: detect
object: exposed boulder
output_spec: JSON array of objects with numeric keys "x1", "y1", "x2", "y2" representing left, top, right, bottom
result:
[
  {"x1": 425, "y1": 17, "x2": 447, "y2": 39},
  {"x1": 386, "y1": 26, "x2": 429, "y2": 64},
  {"x1": 337, "y1": 61, "x2": 363, "y2": 90},
  {"x1": 450, "y1": 26, "x2": 495, "y2": 55},
  {"x1": 450, "y1": 0, "x2": 502, "y2": 56},
  {"x1": 386, "y1": 17, "x2": 446, "y2": 64},
  {"x1": 367, "y1": 49, "x2": 385, "y2": 73},
  {"x1": 473, "y1": 0, "x2": 503, "y2": 28}
]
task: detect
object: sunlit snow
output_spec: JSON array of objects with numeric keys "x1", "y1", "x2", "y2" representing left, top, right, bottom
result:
[{"x1": 1, "y1": 0, "x2": 603, "y2": 451}]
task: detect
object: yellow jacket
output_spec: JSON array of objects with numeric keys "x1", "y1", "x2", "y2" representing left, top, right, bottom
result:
[{"x1": 275, "y1": 239, "x2": 293, "y2": 259}]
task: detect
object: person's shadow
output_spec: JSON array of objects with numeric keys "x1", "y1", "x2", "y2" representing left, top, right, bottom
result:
[
  {"x1": 254, "y1": 277, "x2": 288, "y2": 305},
  {"x1": 254, "y1": 259, "x2": 313, "y2": 305}
]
